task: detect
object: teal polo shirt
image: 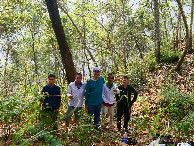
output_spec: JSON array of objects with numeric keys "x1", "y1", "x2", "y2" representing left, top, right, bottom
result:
[{"x1": 85, "y1": 76, "x2": 105, "y2": 106}]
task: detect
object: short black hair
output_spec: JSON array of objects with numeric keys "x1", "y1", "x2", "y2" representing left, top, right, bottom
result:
[
  {"x1": 48, "y1": 74, "x2": 56, "y2": 78},
  {"x1": 123, "y1": 75, "x2": 129, "y2": 80},
  {"x1": 75, "y1": 73, "x2": 82, "y2": 77},
  {"x1": 107, "y1": 73, "x2": 114, "y2": 78}
]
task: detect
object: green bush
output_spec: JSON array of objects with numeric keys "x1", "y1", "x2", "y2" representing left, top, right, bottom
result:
[
  {"x1": 160, "y1": 85, "x2": 193, "y2": 119},
  {"x1": 161, "y1": 50, "x2": 180, "y2": 63},
  {"x1": 159, "y1": 85, "x2": 193, "y2": 139},
  {"x1": 148, "y1": 59, "x2": 159, "y2": 72},
  {"x1": 127, "y1": 57, "x2": 147, "y2": 87}
]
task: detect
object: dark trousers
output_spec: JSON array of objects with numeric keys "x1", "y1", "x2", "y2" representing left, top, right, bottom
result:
[
  {"x1": 117, "y1": 102, "x2": 131, "y2": 129},
  {"x1": 88, "y1": 104, "x2": 102, "y2": 128},
  {"x1": 40, "y1": 107, "x2": 58, "y2": 130}
]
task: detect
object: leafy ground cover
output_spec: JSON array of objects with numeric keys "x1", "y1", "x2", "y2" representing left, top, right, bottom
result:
[{"x1": 0, "y1": 54, "x2": 193, "y2": 145}]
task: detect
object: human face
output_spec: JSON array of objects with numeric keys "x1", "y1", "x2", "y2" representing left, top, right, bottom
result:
[
  {"x1": 107, "y1": 77, "x2": 114, "y2": 84},
  {"x1": 48, "y1": 77, "x2": 55, "y2": 86},
  {"x1": 75, "y1": 75, "x2": 82, "y2": 84},
  {"x1": 93, "y1": 70, "x2": 100, "y2": 78},
  {"x1": 122, "y1": 78, "x2": 129, "y2": 87}
]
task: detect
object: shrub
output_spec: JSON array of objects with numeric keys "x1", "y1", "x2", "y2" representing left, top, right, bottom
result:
[
  {"x1": 160, "y1": 85, "x2": 193, "y2": 119},
  {"x1": 127, "y1": 57, "x2": 147, "y2": 88},
  {"x1": 160, "y1": 50, "x2": 180, "y2": 63}
]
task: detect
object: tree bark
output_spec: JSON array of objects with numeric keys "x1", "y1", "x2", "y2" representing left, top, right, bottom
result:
[
  {"x1": 31, "y1": 32, "x2": 38, "y2": 77},
  {"x1": 45, "y1": 0, "x2": 76, "y2": 83},
  {"x1": 174, "y1": 12, "x2": 181, "y2": 50},
  {"x1": 189, "y1": 0, "x2": 193, "y2": 53},
  {"x1": 121, "y1": 0, "x2": 127, "y2": 70},
  {"x1": 153, "y1": 0, "x2": 160, "y2": 62},
  {"x1": 4, "y1": 43, "x2": 10, "y2": 98},
  {"x1": 175, "y1": 0, "x2": 190, "y2": 71}
]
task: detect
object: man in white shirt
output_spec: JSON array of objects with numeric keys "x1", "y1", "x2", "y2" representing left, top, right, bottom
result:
[
  {"x1": 64, "y1": 73, "x2": 86, "y2": 131},
  {"x1": 102, "y1": 73, "x2": 117, "y2": 129}
]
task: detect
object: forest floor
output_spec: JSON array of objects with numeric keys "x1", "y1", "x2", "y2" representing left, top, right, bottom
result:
[
  {"x1": 53, "y1": 54, "x2": 193, "y2": 145},
  {"x1": 0, "y1": 54, "x2": 193, "y2": 145}
]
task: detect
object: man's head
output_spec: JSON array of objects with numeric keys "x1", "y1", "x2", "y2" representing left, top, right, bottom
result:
[
  {"x1": 48, "y1": 74, "x2": 56, "y2": 86},
  {"x1": 107, "y1": 73, "x2": 114, "y2": 84},
  {"x1": 75, "y1": 73, "x2": 82, "y2": 84},
  {"x1": 93, "y1": 67, "x2": 101, "y2": 78},
  {"x1": 122, "y1": 75, "x2": 129, "y2": 86}
]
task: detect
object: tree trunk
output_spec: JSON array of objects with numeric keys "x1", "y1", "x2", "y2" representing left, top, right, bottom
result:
[
  {"x1": 121, "y1": 0, "x2": 127, "y2": 70},
  {"x1": 45, "y1": 0, "x2": 76, "y2": 84},
  {"x1": 189, "y1": 0, "x2": 193, "y2": 53},
  {"x1": 4, "y1": 43, "x2": 10, "y2": 97},
  {"x1": 175, "y1": 0, "x2": 190, "y2": 71},
  {"x1": 31, "y1": 33, "x2": 38, "y2": 77},
  {"x1": 174, "y1": 12, "x2": 181, "y2": 50},
  {"x1": 153, "y1": 0, "x2": 160, "y2": 62}
]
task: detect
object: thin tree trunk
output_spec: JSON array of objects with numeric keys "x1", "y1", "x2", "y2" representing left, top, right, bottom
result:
[
  {"x1": 189, "y1": 0, "x2": 193, "y2": 53},
  {"x1": 45, "y1": 0, "x2": 76, "y2": 84},
  {"x1": 135, "y1": 39, "x2": 143, "y2": 59},
  {"x1": 164, "y1": 19, "x2": 168, "y2": 40},
  {"x1": 58, "y1": 2, "x2": 97, "y2": 65},
  {"x1": 4, "y1": 43, "x2": 10, "y2": 97},
  {"x1": 153, "y1": 0, "x2": 160, "y2": 62},
  {"x1": 174, "y1": 12, "x2": 181, "y2": 50},
  {"x1": 31, "y1": 33, "x2": 38, "y2": 76},
  {"x1": 82, "y1": 0, "x2": 89, "y2": 80},
  {"x1": 175, "y1": 0, "x2": 190, "y2": 71},
  {"x1": 121, "y1": 0, "x2": 127, "y2": 70},
  {"x1": 24, "y1": 66, "x2": 27, "y2": 98}
]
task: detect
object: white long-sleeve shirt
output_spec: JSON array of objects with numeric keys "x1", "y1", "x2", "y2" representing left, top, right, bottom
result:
[
  {"x1": 102, "y1": 82, "x2": 117, "y2": 104},
  {"x1": 67, "y1": 81, "x2": 86, "y2": 107}
]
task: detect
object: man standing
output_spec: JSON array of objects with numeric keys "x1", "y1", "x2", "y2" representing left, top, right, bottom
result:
[
  {"x1": 85, "y1": 67, "x2": 105, "y2": 129},
  {"x1": 116, "y1": 76, "x2": 138, "y2": 131},
  {"x1": 41, "y1": 74, "x2": 61, "y2": 130},
  {"x1": 102, "y1": 73, "x2": 117, "y2": 129},
  {"x1": 64, "y1": 73, "x2": 86, "y2": 132}
]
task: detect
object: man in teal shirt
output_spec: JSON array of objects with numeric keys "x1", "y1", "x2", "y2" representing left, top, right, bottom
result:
[{"x1": 85, "y1": 67, "x2": 105, "y2": 128}]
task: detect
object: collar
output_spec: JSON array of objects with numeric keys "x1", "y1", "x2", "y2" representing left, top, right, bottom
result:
[
  {"x1": 47, "y1": 84, "x2": 55, "y2": 88},
  {"x1": 75, "y1": 81, "x2": 82, "y2": 89},
  {"x1": 122, "y1": 85, "x2": 128, "y2": 89},
  {"x1": 106, "y1": 82, "x2": 115, "y2": 89}
]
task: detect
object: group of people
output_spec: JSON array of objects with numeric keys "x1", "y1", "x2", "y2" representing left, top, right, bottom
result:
[{"x1": 41, "y1": 67, "x2": 138, "y2": 132}]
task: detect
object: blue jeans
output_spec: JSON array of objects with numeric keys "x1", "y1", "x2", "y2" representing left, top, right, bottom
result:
[{"x1": 88, "y1": 104, "x2": 102, "y2": 128}]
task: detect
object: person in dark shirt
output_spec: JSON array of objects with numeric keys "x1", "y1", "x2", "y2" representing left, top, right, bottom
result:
[
  {"x1": 116, "y1": 76, "x2": 138, "y2": 131},
  {"x1": 41, "y1": 74, "x2": 61, "y2": 130}
]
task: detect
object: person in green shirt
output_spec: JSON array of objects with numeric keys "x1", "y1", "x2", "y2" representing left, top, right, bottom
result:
[{"x1": 85, "y1": 67, "x2": 105, "y2": 128}]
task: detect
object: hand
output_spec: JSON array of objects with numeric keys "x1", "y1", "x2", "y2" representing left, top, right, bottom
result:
[
  {"x1": 69, "y1": 94, "x2": 73, "y2": 99},
  {"x1": 55, "y1": 109, "x2": 60, "y2": 114},
  {"x1": 113, "y1": 87, "x2": 117, "y2": 93}
]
